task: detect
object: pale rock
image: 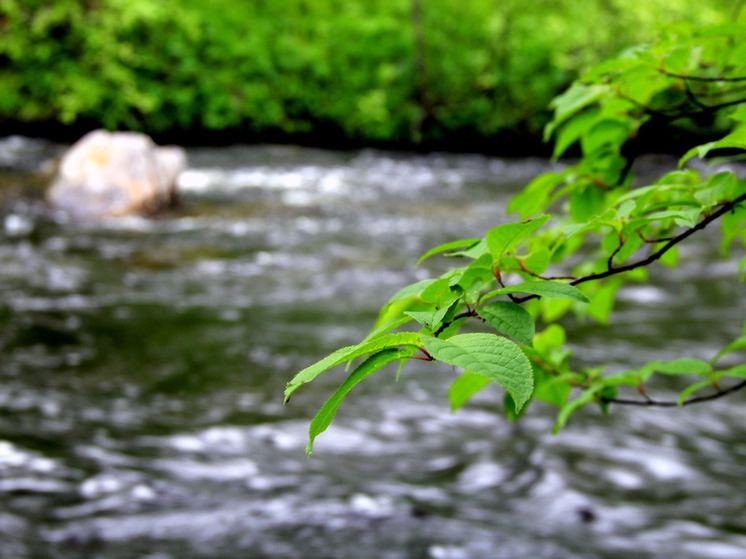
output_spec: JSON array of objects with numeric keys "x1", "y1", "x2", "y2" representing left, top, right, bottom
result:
[{"x1": 47, "y1": 130, "x2": 186, "y2": 218}]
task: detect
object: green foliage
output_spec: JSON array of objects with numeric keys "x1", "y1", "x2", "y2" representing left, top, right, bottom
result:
[
  {"x1": 0, "y1": 0, "x2": 735, "y2": 143},
  {"x1": 288, "y1": 20, "x2": 746, "y2": 452}
]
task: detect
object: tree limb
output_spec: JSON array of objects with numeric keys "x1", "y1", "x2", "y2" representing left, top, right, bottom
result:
[{"x1": 603, "y1": 379, "x2": 746, "y2": 407}]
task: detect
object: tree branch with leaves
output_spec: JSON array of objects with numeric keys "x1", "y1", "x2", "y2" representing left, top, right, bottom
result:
[{"x1": 286, "y1": 22, "x2": 746, "y2": 455}]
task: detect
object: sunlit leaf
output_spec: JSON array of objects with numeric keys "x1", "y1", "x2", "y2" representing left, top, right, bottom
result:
[
  {"x1": 285, "y1": 332, "x2": 422, "y2": 401},
  {"x1": 448, "y1": 371, "x2": 491, "y2": 411},
  {"x1": 387, "y1": 279, "x2": 436, "y2": 303},
  {"x1": 680, "y1": 125, "x2": 746, "y2": 165},
  {"x1": 423, "y1": 333, "x2": 534, "y2": 411},
  {"x1": 652, "y1": 359, "x2": 711, "y2": 376},
  {"x1": 711, "y1": 335, "x2": 746, "y2": 364},
  {"x1": 508, "y1": 173, "x2": 567, "y2": 219},
  {"x1": 677, "y1": 380, "x2": 715, "y2": 405},
  {"x1": 481, "y1": 281, "x2": 589, "y2": 303},
  {"x1": 306, "y1": 348, "x2": 414, "y2": 455},
  {"x1": 553, "y1": 108, "x2": 599, "y2": 158},
  {"x1": 478, "y1": 301, "x2": 535, "y2": 346},
  {"x1": 718, "y1": 364, "x2": 746, "y2": 379},
  {"x1": 554, "y1": 386, "x2": 601, "y2": 432},
  {"x1": 363, "y1": 316, "x2": 413, "y2": 343},
  {"x1": 485, "y1": 215, "x2": 550, "y2": 261},
  {"x1": 580, "y1": 118, "x2": 632, "y2": 155},
  {"x1": 545, "y1": 83, "x2": 608, "y2": 139},
  {"x1": 418, "y1": 239, "x2": 481, "y2": 265}
]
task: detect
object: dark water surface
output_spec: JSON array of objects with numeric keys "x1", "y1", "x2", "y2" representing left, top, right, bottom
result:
[{"x1": 0, "y1": 137, "x2": 745, "y2": 558}]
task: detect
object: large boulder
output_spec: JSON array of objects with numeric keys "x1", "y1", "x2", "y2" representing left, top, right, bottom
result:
[{"x1": 47, "y1": 130, "x2": 186, "y2": 218}]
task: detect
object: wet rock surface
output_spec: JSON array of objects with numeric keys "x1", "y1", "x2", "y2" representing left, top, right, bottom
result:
[{"x1": 46, "y1": 130, "x2": 186, "y2": 218}]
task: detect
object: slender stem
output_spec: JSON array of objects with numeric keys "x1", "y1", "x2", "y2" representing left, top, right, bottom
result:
[
  {"x1": 660, "y1": 70, "x2": 746, "y2": 83},
  {"x1": 506, "y1": 191, "x2": 746, "y2": 305},
  {"x1": 607, "y1": 233, "x2": 624, "y2": 270},
  {"x1": 603, "y1": 379, "x2": 746, "y2": 407},
  {"x1": 572, "y1": 192, "x2": 746, "y2": 287}
]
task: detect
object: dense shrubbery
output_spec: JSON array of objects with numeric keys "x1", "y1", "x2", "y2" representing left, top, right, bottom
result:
[
  {"x1": 0, "y1": 0, "x2": 733, "y2": 147},
  {"x1": 287, "y1": 20, "x2": 746, "y2": 455}
]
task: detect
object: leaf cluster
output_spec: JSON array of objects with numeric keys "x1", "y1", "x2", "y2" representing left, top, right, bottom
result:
[{"x1": 288, "y1": 21, "x2": 746, "y2": 454}]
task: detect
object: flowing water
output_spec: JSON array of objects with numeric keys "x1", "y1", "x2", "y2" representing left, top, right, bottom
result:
[{"x1": 0, "y1": 136, "x2": 745, "y2": 559}]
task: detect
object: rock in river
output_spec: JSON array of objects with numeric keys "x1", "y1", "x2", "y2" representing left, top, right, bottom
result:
[{"x1": 47, "y1": 130, "x2": 186, "y2": 218}]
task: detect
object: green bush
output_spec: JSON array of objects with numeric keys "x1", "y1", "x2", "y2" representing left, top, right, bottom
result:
[{"x1": 0, "y1": 0, "x2": 735, "y2": 146}]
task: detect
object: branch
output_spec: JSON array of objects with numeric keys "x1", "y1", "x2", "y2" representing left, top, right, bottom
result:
[
  {"x1": 682, "y1": 80, "x2": 710, "y2": 110},
  {"x1": 571, "y1": 191, "x2": 746, "y2": 287},
  {"x1": 602, "y1": 379, "x2": 746, "y2": 407},
  {"x1": 508, "y1": 191, "x2": 746, "y2": 304},
  {"x1": 433, "y1": 308, "x2": 478, "y2": 336},
  {"x1": 660, "y1": 70, "x2": 746, "y2": 83},
  {"x1": 618, "y1": 90, "x2": 746, "y2": 121}
]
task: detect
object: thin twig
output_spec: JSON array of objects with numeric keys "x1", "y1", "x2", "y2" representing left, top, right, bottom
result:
[
  {"x1": 636, "y1": 228, "x2": 677, "y2": 244},
  {"x1": 508, "y1": 191, "x2": 746, "y2": 304},
  {"x1": 607, "y1": 234, "x2": 624, "y2": 269},
  {"x1": 602, "y1": 379, "x2": 746, "y2": 407},
  {"x1": 660, "y1": 70, "x2": 746, "y2": 83}
]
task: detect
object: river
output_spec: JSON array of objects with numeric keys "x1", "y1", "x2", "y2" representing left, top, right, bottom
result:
[{"x1": 0, "y1": 136, "x2": 745, "y2": 559}]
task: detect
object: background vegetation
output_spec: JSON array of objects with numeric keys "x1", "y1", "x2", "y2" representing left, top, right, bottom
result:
[{"x1": 0, "y1": 0, "x2": 735, "y2": 150}]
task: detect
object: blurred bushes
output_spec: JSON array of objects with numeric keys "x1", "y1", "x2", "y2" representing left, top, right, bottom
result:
[{"x1": 0, "y1": 0, "x2": 733, "y2": 149}]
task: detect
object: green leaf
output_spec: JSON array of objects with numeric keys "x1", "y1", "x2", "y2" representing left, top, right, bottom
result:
[
  {"x1": 363, "y1": 316, "x2": 414, "y2": 343},
  {"x1": 554, "y1": 386, "x2": 602, "y2": 432},
  {"x1": 485, "y1": 215, "x2": 550, "y2": 261},
  {"x1": 306, "y1": 348, "x2": 414, "y2": 456},
  {"x1": 695, "y1": 172, "x2": 735, "y2": 207},
  {"x1": 677, "y1": 380, "x2": 714, "y2": 405},
  {"x1": 653, "y1": 358, "x2": 711, "y2": 376},
  {"x1": 418, "y1": 239, "x2": 481, "y2": 265},
  {"x1": 532, "y1": 368, "x2": 572, "y2": 408},
  {"x1": 404, "y1": 299, "x2": 458, "y2": 331},
  {"x1": 570, "y1": 184, "x2": 607, "y2": 223},
  {"x1": 561, "y1": 209, "x2": 615, "y2": 239},
  {"x1": 422, "y1": 333, "x2": 534, "y2": 411},
  {"x1": 478, "y1": 301, "x2": 535, "y2": 346},
  {"x1": 580, "y1": 118, "x2": 632, "y2": 155},
  {"x1": 680, "y1": 125, "x2": 746, "y2": 166},
  {"x1": 451, "y1": 239, "x2": 489, "y2": 259},
  {"x1": 713, "y1": 125, "x2": 746, "y2": 151},
  {"x1": 421, "y1": 278, "x2": 462, "y2": 307},
  {"x1": 599, "y1": 367, "x2": 654, "y2": 386},
  {"x1": 521, "y1": 248, "x2": 552, "y2": 276},
  {"x1": 285, "y1": 332, "x2": 422, "y2": 401},
  {"x1": 508, "y1": 172, "x2": 567, "y2": 219},
  {"x1": 454, "y1": 258, "x2": 494, "y2": 303},
  {"x1": 711, "y1": 335, "x2": 746, "y2": 364},
  {"x1": 586, "y1": 279, "x2": 622, "y2": 324},
  {"x1": 552, "y1": 108, "x2": 599, "y2": 159},
  {"x1": 721, "y1": 205, "x2": 746, "y2": 257},
  {"x1": 680, "y1": 142, "x2": 717, "y2": 167},
  {"x1": 545, "y1": 83, "x2": 608, "y2": 139},
  {"x1": 448, "y1": 371, "x2": 491, "y2": 411},
  {"x1": 645, "y1": 208, "x2": 701, "y2": 228},
  {"x1": 534, "y1": 324, "x2": 566, "y2": 353},
  {"x1": 540, "y1": 297, "x2": 574, "y2": 322},
  {"x1": 718, "y1": 364, "x2": 746, "y2": 379},
  {"x1": 387, "y1": 279, "x2": 437, "y2": 303},
  {"x1": 404, "y1": 311, "x2": 439, "y2": 330},
  {"x1": 481, "y1": 281, "x2": 589, "y2": 304},
  {"x1": 503, "y1": 392, "x2": 529, "y2": 422}
]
